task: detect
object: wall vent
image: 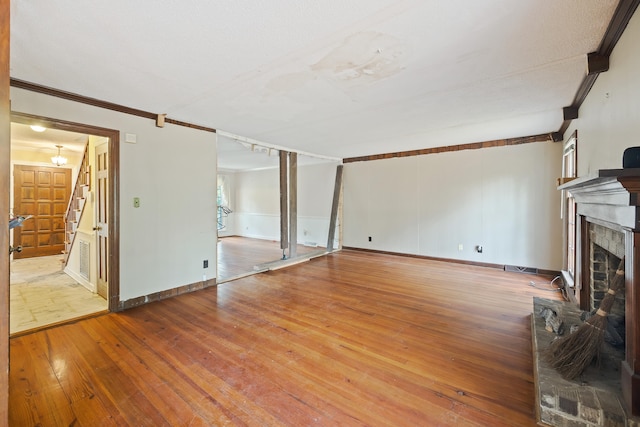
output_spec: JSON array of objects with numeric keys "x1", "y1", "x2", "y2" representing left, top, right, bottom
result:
[
  {"x1": 504, "y1": 265, "x2": 538, "y2": 274},
  {"x1": 79, "y1": 240, "x2": 90, "y2": 280}
]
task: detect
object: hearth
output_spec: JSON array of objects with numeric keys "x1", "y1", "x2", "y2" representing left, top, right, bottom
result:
[
  {"x1": 532, "y1": 298, "x2": 632, "y2": 426},
  {"x1": 556, "y1": 169, "x2": 640, "y2": 417}
]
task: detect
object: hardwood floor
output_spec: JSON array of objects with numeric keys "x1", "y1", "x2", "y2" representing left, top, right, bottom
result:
[
  {"x1": 217, "y1": 236, "x2": 323, "y2": 282},
  {"x1": 9, "y1": 249, "x2": 563, "y2": 426}
]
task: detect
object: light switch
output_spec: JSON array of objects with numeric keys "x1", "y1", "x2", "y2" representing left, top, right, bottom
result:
[{"x1": 133, "y1": 197, "x2": 140, "y2": 208}]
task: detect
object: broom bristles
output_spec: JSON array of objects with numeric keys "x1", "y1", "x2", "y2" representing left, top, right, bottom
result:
[
  {"x1": 544, "y1": 314, "x2": 606, "y2": 379},
  {"x1": 542, "y1": 258, "x2": 624, "y2": 379}
]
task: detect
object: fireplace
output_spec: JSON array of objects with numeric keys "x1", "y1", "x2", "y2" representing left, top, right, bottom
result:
[
  {"x1": 559, "y1": 169, "x2": 640, "y2": 416},
  {"x1": 589, "y1": 224, "x2": 625, "y2": 322}
]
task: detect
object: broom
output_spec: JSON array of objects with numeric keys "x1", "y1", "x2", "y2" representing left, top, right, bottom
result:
[{"x1": 543, "y1": 257, "x2": 625, "y2": 379}]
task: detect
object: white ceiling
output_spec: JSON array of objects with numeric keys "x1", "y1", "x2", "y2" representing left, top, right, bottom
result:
[
  {"x1": 11, "y1": 122, "x2": 88, "y2": 154},
  {"x1": 9, "y1": 0, "x2": 620, "y2": 163}
]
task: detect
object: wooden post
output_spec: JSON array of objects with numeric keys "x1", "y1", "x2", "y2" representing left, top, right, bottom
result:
[
  {"x1": 623, "y1": 229, "x2": 640, "y2": 415},
  {"x1": 578, "y1": 215, "x2": 589, "y2": 309},
  {"x1": 327, "y1": 165, "x2": 343, "y2": 251},
  {"x1": 279, "y1": 151, "x2": 288, "y2": 252},
  {"x1": 0, "y1": 0, "x2": 10, "y2": 421},
  {"x1": 288, "y1": 152, "x2": 297, "y2": 258}
]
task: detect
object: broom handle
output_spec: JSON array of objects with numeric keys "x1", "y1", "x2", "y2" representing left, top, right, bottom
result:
[{"x1": 610, "y1": 258, "x2": 625, "y2": 292}]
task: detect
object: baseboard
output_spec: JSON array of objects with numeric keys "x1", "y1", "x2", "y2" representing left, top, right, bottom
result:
[
  {"x1": 342, "y1": 246, "x2": 504, "y2": 270},
  {"x1": 342, "y1": 246, "x2": 560, "y2": 276},
  {"x1": 64, "y1": 266, "x2": 95, "y2": 293},
  {"x1": 119, "y1": 278, "x2": 217, "y2": 311}
]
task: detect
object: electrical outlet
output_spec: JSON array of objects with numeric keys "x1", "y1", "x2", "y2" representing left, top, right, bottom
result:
[
  {"x1": 203, "y1": 260, "x2": 208, "y2": 269},
  {"x1": 368, "y1": 236, "x2": 372, "y2": 242},
  {"x1": 458, "y1": 244, "x2": 463, "y2": 251},
  {"x1": 133, "y1": 197, "x2": 140, "y2": 208}
]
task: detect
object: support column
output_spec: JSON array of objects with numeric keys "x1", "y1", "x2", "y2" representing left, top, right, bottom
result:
[
  {"x1": 288, "y1": 152, "x2": 297, "y2": 258},
  {"x1": 327, "y1": 165, "x2": 343, "y2": 252},
  {"x1": 279, "y1": 151, "x2": 288, "y2": 253}
]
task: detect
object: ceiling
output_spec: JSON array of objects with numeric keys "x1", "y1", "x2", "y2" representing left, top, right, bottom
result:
[
  {"x1": 11, "y1": 122, "x2": 88, "y2": 154},
  {"x1": 9, "y1": 1, "x2": 622, "y2": 165}
]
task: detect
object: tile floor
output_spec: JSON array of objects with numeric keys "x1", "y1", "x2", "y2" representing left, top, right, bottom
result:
[{"x1": 10, "y1": 255, "x2": 107, "y2": 335}]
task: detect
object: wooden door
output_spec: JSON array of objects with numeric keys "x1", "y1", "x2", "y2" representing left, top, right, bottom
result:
[
  {"x1": 95, "y1": 143, "x2": 109, "y2": 299},
  {"x1": 13, "y1": 165, "x2": 71, "y2": 259}
]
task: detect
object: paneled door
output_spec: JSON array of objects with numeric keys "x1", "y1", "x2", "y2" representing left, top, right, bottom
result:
[
  {"x1": 13, "y1": 165, "x2": 71, "y2": 259},
  {"x1": 95, "y1": 143, "x2": 109, "y2": 299}
]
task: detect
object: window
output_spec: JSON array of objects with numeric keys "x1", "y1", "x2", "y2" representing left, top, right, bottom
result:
[
  {"x1": 562, "y1": 131, "x2": 577, "y2": 276},
  {"x1": 216, "y1": 175, "x2": 231, "y2": 231}
]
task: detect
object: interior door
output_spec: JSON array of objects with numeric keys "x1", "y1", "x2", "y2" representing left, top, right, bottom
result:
[
  {"x1": 95, "y1": 143, "x2": 109, "y2": 299},
  {"x1": 13, "y1": 165, "x2": 70, "y2": 259}
]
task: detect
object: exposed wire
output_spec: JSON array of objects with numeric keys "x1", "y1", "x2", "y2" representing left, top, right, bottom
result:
[
  {"x1": 529, "y1": 275, "x2": 563, "y2": 292},
  {"x1": 528, "y1": 275, "x2": 570, "y2": 301}
]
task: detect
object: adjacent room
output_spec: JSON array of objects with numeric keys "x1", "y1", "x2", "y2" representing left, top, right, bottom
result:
[
  {"x1": 216, "y1": 134, "x2": 341, "y2": 283},
  {"x1": 9, "y1": 122, "x2": 108, "y2": 335},
  {"x1": 2, "y1": 1, "x2": 640, "y2": 425}
]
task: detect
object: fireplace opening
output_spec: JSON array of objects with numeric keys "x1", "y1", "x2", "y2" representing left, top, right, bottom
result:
[
  {"x1": 590, "y1": 242, "x2": 623, "y2": 314},
  {"x1": 589, "y1": 224, "x2": 626, "y2": 350}
]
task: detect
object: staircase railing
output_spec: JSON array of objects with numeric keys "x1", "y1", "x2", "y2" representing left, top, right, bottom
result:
[{"x1": 63, "y1": 141, "x2": 91, "y2": 266}]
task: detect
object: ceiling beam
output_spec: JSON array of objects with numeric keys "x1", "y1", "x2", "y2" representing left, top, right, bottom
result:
[
  {"x1": 587, "y1": 53, "x2": 610, "y2": 75},
  {"x1": 343, "y1": 133, "x2": 553, "y2": 163},
  {"x1": 9, "y1": 78, "x2": 216, "y2": 133},
  {"x1": 563, "y1": 106, "x2": 579, "y2": 121},
  {"x1": 558, "y1": 0, "x2": 640, "y2": 138}
]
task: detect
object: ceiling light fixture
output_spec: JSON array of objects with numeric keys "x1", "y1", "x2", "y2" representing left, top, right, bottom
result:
[
  {"x1": 51, "y1": 145, "x2": 67, "y2": 167},
  {"x1": 30, "y1": 125, "x2": 46, "y2": 132}
]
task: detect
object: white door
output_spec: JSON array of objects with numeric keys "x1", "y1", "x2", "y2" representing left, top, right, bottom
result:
[{"x1": 95, "y1": 142, "x2": 109, "y2": 299}]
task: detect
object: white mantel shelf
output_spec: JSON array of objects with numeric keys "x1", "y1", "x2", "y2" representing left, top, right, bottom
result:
[{"x1": 558, "y1": 168, "x2": 640, "y2": 230}]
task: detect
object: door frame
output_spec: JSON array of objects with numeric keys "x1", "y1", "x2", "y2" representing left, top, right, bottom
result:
[{"x1": 11, "y1": 111, "x2": 121, "y2": 311}]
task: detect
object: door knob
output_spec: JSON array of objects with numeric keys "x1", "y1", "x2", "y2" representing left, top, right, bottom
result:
[{"x1": 93, "y1": 226, "x2": 102, "y2": 231}]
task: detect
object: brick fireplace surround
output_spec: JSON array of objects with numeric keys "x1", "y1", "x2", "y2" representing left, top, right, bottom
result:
[{"x1": 558, "y1": 169, "x2": 640, "y2": 417}]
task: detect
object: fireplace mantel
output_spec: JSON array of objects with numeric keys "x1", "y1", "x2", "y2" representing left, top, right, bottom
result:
[
  {"x1": 558, "y1": 168, "x2": 640, "y2": 415},
  {"x1": 559, "y1": 168, "x2": 640, "y2": 230}
]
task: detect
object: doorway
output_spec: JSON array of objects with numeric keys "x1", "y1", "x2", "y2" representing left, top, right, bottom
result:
[
  {"x1": 216, "y1": 134, "x2": 340, "y2": 283},
  {"x1": 9, "y1": 113, "x2": 120, "y2": 334}
]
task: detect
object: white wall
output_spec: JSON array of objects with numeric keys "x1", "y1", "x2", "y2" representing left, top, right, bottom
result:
[
  {"x1": 565, "y1": 10, "x2": 640, "y2": 175},
  {"x1": 10, "y1": 87, "x2": 218, "y2": 302},
  {"x1": 344, "y1": 141, "x2": 563, "y2": 270},
  {"x1": 234, "y1": 168, "x2": 279, "y2": 240},
  {"x1": 234, "y1": 161, "x2": 339, "y2": 247}
]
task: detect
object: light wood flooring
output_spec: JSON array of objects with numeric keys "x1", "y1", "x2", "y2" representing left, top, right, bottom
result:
[
  {"x1": 217, "y1": 236, "x2": 324, "y2": 282},
  {"x1": 9, "y1": 249, "x2": 563, "y2": 426},
  {"x1": 9, "y1": 237, "x2": 313, "y2": 335},
  {"x1": 10, "y1": 255, "x2": 107, "y2": 335}
]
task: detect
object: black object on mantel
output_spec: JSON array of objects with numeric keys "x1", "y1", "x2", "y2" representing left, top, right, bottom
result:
[{"x1": 623, "y1": 147, "x2": 640, "y2": 168}]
